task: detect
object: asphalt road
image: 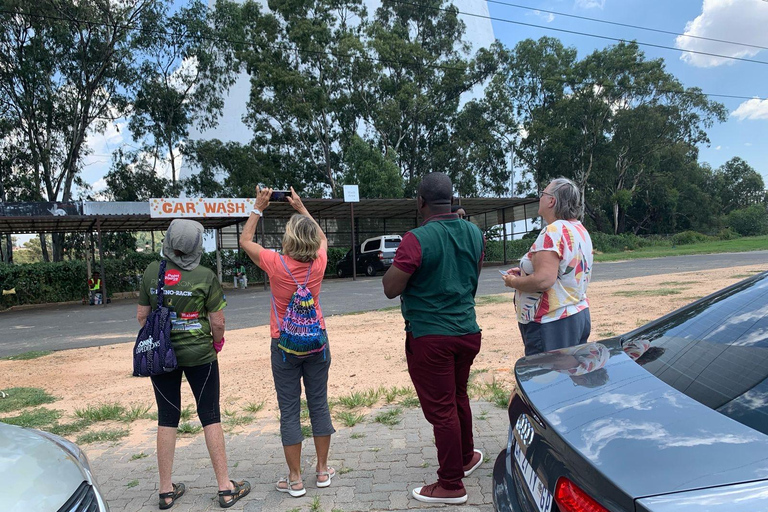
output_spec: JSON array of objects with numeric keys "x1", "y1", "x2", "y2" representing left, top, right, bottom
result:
[{"x1": 1, "y1": 250, "x2": 766, "y2": 357}]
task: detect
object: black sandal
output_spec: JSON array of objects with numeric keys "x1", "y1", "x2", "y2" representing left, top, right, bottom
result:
[
  {"x1": 158, "y1": 482, "x2": 185, "y2": 510},
  {"x1": 218, "y1": 479, "x2": 251, "y2": 508}
]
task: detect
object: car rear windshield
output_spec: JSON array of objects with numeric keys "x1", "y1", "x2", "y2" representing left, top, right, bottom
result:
[
  {"x1": 622, "y1": 273, "x2": 768, "y2": 436},
  {"x1": 384, "y1": 240, "x2": 400, "y2": 249}
]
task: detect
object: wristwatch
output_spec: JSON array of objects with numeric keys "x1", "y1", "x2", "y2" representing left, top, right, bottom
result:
[{"x1": 251, "y1": 208, "x2": 262, "y2": 216}]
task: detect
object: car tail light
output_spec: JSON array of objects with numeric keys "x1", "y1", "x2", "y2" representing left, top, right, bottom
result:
[
  {"x1": 555, "y1": 478, "x2": 609, "y2": 512},
  {"x1": 378, "y1": 251, "x2": 383, "y2": 260}
]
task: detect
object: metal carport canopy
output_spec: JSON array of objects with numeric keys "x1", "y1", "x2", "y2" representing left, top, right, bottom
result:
[{"x1": 0, "y1": 197, "x2": 539, "y2": 234}]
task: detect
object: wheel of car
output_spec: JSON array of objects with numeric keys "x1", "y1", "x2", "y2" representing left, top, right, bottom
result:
[
  {"x1": 365, "y1": 264, "x2": 376, "y2": 276},
  {"x1": 336, "y1": 267, "x2": 345, "y2": 278}
]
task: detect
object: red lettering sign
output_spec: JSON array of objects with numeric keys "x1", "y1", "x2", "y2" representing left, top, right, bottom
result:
[
  {"x1": 164, "y1": 269, "x2": 182, "y2": 286},
  {"x1": 180, "y1": 312, "x2": 199, "y2": 319}
]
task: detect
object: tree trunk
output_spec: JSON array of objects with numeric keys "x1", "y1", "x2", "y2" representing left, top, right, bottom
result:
[
  {"x1": 4, "y1": 235, "x2": 12, "y2": 264},
  {"x1": 39, "y1": 233, "x2": 50, "y2": 262},
  {"x1": 52, "y1": 232, "x2": 64, "y2": 262}
]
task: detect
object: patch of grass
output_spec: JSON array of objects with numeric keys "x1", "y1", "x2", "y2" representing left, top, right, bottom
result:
[
  {"x1": 659, "y1": 281, "x2": 695, "y2": 286},
  {"x1": 420, "y1": 462, "x2": 430, "y2": 468},
  {"x1": 369, "y1": 447, "x2": 380, "y2": 452},
  {"x1": 336, "y1": 389, "x2": 380, "y2": 409},
  {"x1": 127, "y1": 480, "x2": 139, "y2": 488},
  {"x1": 598, "y1": 331, "x2": 617, "y2": 338},
  {"x1": 0, "y1": 387, "x2": 57, "y2": 413},
  {"x1": 471, "y1": 379, "x2": 511, "y2": 409},
  {"x1": 244, "y1": 401, "x2": 265, "y2": 414},
  {"x1": 475, "y1": 410, "x2": 489, "y2": 421},
  {"x1": 286, "y1": 508, "x2": 301, "y2": 512},
  {"x1": 594, "y1": 236, "x2": 768, "y2": 262},
  {"x1": 350, "y1": 432, "x2": 365, "y2": 439},
  {"x1": 123, "y1": 404, "x2": 152, "y2": 422},
  {"x1": 310, "y1": 496, "x2": 322, "y2": 512},
  {"x1": 469, "y1": 368, "x2": 489, "y2": 382},
  {"x1": 732, "y1": 274, "x2": 753, "y2": 278},
  {"x1": 176, "y1": 422, "x2": 202, "y2": 435},
  {"x1": 300, "y1": 399, "x2": 310, "y2": 421},
  {"x1": 131, "y1": 452, "x2": 149, "y2": 461},
  {"x1": 614, "y1": 288, "x2": 682, "y2": 297},
  {"x1": 2, "y1": 350, "x2": 53, "y2": 361},
  {"x1": 179, "y1": 405, "x2": 194, "y2": 422},
  {"x1": 75, "y1": 403, "x2": 125, "y2": 423},
  {"x1": 301, "y1": 424, "x2": 313, "y2": 438},
  {"x1": 0, "y1": 407, "x2": 61, "y2": 428},
  {"x1": 376, "y1": 305, "x2": 400, "y2": 312},
  {"x1": 400, "y1": 396, "x2": 420, "y2": 408},
  {"x1": 47, "y1": 419, "x2": 92, "y2": 437},
  {"x1": 224, "y1": 414, "x2": 254, "y2": 428},
  {"x1": 76, "y1": 428, "x2": 129, "y2": 444},
  {"x1": 374, "y1": 408, "x2": 402, "y2": 426},
  {"x1": 476, "y1": 294, "x2": 509, "y2": 305},
  {"x1": 336, "y1": 411, "x2": 365, "y2": 427},
  {"x1": 338, "y1": 467, "x2": 353, "y2": 475},
  {"x1": 483, "y1": 455, "x2": 491, "y2": 463}
]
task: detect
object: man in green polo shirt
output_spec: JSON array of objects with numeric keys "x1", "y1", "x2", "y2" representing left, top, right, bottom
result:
[{"x1": 383, "y1": 172, "x2": 485, "y2": 505}]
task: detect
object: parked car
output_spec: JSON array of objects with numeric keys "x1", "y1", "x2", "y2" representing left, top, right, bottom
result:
[
  {"x1": 493, "y1": 271, "x2": 768, "y2": 512},
  {"x1": 336, "y1": 235, "x2": 402, "y2": 277},
  {"x1": 0, "y1": 422, "x2": 110, "y2": 512}
]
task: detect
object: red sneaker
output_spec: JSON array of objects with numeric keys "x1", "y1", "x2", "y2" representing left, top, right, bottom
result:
[
  {"x1": 411, "y1": 482, "x2": 468, "y2": 504},
  {"x1": 463, "y1": 449, "x2": 484, "y2": 477}
]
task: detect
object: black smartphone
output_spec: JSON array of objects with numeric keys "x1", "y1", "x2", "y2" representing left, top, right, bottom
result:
[{"x1": 270, "y1": 190, "x2": 292, "y2": 202}]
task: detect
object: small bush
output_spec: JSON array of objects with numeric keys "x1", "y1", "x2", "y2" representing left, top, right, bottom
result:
[
  {"x1": 671, "y1": 231, "x2": 711, "y2": 246},
  {"x1": 0, "y1": 408, "x2": 61, "y2": 428},
  {"x1": 76, "y1": 428, "x2": 129, "y2": 444},
  {"x1": 727, "y1": 205, "x2": 768, "y2": 237},
  {"x1": 75, "y1": 403, "x2": 125, "y2": 423},
  {"x1": 716, "y1": 228, "x2": 740, "y2": 240}
]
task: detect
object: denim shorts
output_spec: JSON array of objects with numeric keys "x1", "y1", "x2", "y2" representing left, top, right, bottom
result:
[{"x1": 518, "y1": 309, "x2": 591, "y2": 356}]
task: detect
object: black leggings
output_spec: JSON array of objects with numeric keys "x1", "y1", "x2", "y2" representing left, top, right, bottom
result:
[{"x1": 150, "y1": 360, "x2": 221, "y2": 428}]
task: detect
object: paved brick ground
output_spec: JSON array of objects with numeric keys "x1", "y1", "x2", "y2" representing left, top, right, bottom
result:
[{"x1": 89, "y1": 400, "x2": 509, "y2": 512}]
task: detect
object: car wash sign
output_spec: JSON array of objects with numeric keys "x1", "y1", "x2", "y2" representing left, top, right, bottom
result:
[{"x1": 150, "y1": 198, "x2": 254, "y2": 218}]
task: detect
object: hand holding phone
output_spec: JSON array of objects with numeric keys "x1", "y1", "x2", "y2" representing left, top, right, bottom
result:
[{"x1": 270, "y1": 190, "x2": 292, "y2": 202}]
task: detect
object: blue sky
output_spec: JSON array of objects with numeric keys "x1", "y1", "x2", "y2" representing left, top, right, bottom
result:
[
  {"x1": 80, "y1": 0, "x2": 768, "y2": 195},
  {"x1": 486, "y1": 0, "x2": 768, "y2": 183}
]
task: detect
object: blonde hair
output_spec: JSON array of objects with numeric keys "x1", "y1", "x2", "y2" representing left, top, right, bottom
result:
[{"x1": 282, "y1": 214, "x2": 321, "y2": 263}]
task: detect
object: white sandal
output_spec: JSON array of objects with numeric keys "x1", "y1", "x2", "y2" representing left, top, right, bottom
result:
[
  {"x1": 316, "y1": 467, "x2": 336, "y2": 488},
  {"x1": 276, "y1": 477, "x2": 306, "y2": 497}
]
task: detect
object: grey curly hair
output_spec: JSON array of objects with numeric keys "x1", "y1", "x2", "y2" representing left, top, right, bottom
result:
[{"x1": 548, "y1": 177, "x2": 583, "y2": 221}]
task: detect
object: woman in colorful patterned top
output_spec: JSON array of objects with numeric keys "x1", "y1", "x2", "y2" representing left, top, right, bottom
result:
[
  {"x1": 502, "y1": 177, "x2": 594, "y2": 356},
  {"x1": 239, "y1": 186, "x2": 335, "y2": 498}
]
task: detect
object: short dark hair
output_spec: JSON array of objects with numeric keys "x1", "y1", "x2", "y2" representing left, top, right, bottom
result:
[
  {"x1": 419, "y1": 173, "x2": 453, "y2": 206},
  {"x1": 451, "y1": 204, "x2": 466, "y2": 213}
]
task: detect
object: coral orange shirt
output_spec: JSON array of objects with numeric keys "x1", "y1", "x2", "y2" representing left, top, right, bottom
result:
[{"x1": 259, "y1": 248, "x2": 327, "y2": 339}]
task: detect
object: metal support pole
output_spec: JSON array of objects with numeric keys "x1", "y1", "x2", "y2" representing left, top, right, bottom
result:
[
  {"x1": 351, "y1": 203, "x2": 357, "y2": 281},
  {"x1": 215, "y1": 229, "x2": 222, "y2": 284},
  {"x1": 96, "y1": 218, "x2": 107, "y2": 306},
  {"x1": 151, "y1": 230, "x2": 155, "y2": 253},
  {"x1": 502, "y1": 208, "x2": 508, "y2": 265},
  {"x1": 86, "y1": 232, "x2": 92, "y2": 282}
]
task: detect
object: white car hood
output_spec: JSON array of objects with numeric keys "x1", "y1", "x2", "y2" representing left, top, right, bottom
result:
[{"x1": 0, "y1": 422, "x2": 87, "y2": 512}]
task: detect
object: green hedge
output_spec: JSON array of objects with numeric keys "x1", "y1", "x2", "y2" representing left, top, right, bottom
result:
[{"x1": 1, "y1": 247, "x2": 352, "y2": 307}]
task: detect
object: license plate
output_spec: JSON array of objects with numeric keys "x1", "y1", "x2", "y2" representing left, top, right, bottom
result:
[
  {"x1": 383, "y1": 258, "x2": 393, "y2": 264},
  {"x1": 513, "y1": 437, "x2": 553, "y2": 512}
]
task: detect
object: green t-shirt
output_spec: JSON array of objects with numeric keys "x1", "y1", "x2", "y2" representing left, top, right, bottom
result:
[{"x1": 139, "y1": 260, "x2": 226, "y2": 367}]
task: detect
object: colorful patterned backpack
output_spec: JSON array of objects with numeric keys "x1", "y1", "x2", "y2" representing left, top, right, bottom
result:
[{"x1": 272, "y1": 255, "x2": 327, "y2": 357}]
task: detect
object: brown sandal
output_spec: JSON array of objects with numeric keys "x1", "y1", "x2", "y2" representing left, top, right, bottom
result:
[{"x1": 218, "y1": 480, "x2": 250, "y2": 508}]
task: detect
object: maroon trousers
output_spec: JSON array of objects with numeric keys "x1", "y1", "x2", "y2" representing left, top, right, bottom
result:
[{"x1": 406, "y1": 331, "x2": 482, "y2": 490}]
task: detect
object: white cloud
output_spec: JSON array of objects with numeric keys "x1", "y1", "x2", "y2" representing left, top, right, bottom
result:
[
  {"x1": 530, "y1": 10, "x2": 555, "y2": 22},
  {"x1": 732, "y1": 98, "x2": 768, "y2": 120},
  {"x1": 745, "y1": 142, "x2": 753, "y2": 146},
  {"x1": 91, "y1": 178, "x2": 108, "y2": 193},
  {"x1": 715, "y1": 145, "x2": 722, "y2": 150},
  {"x1": 575, "y1": 0, "x2": 605, "y2": 8},
  {"x1": 676, "y1": 0, "x2": 768, "y2": 67}
]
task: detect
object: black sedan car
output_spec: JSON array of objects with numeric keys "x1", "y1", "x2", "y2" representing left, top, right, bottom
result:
[{"x1": 493, "y1": 271, "x2": 768, "y2": 512}]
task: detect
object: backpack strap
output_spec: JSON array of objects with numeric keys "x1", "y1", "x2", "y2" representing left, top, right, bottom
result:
[
  {"x1": 155, "y1": 260, "x2": 167, "y2": 309},
  {"x1": 278, "y1": 254, "x2": 313, "y2": 287}
]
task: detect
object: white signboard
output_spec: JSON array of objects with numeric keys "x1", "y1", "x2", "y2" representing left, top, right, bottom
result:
[
  {"x1": 150, "y1": 198, "x2": 254, "y2": 218},
  {"x1": 343, "y1": 185, "x2": 360, "y2": 203}
]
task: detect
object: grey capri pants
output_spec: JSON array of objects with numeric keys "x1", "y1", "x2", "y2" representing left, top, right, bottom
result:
[{"x1": 270, "y1": 336, "x2": 335, "y2": 446}]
